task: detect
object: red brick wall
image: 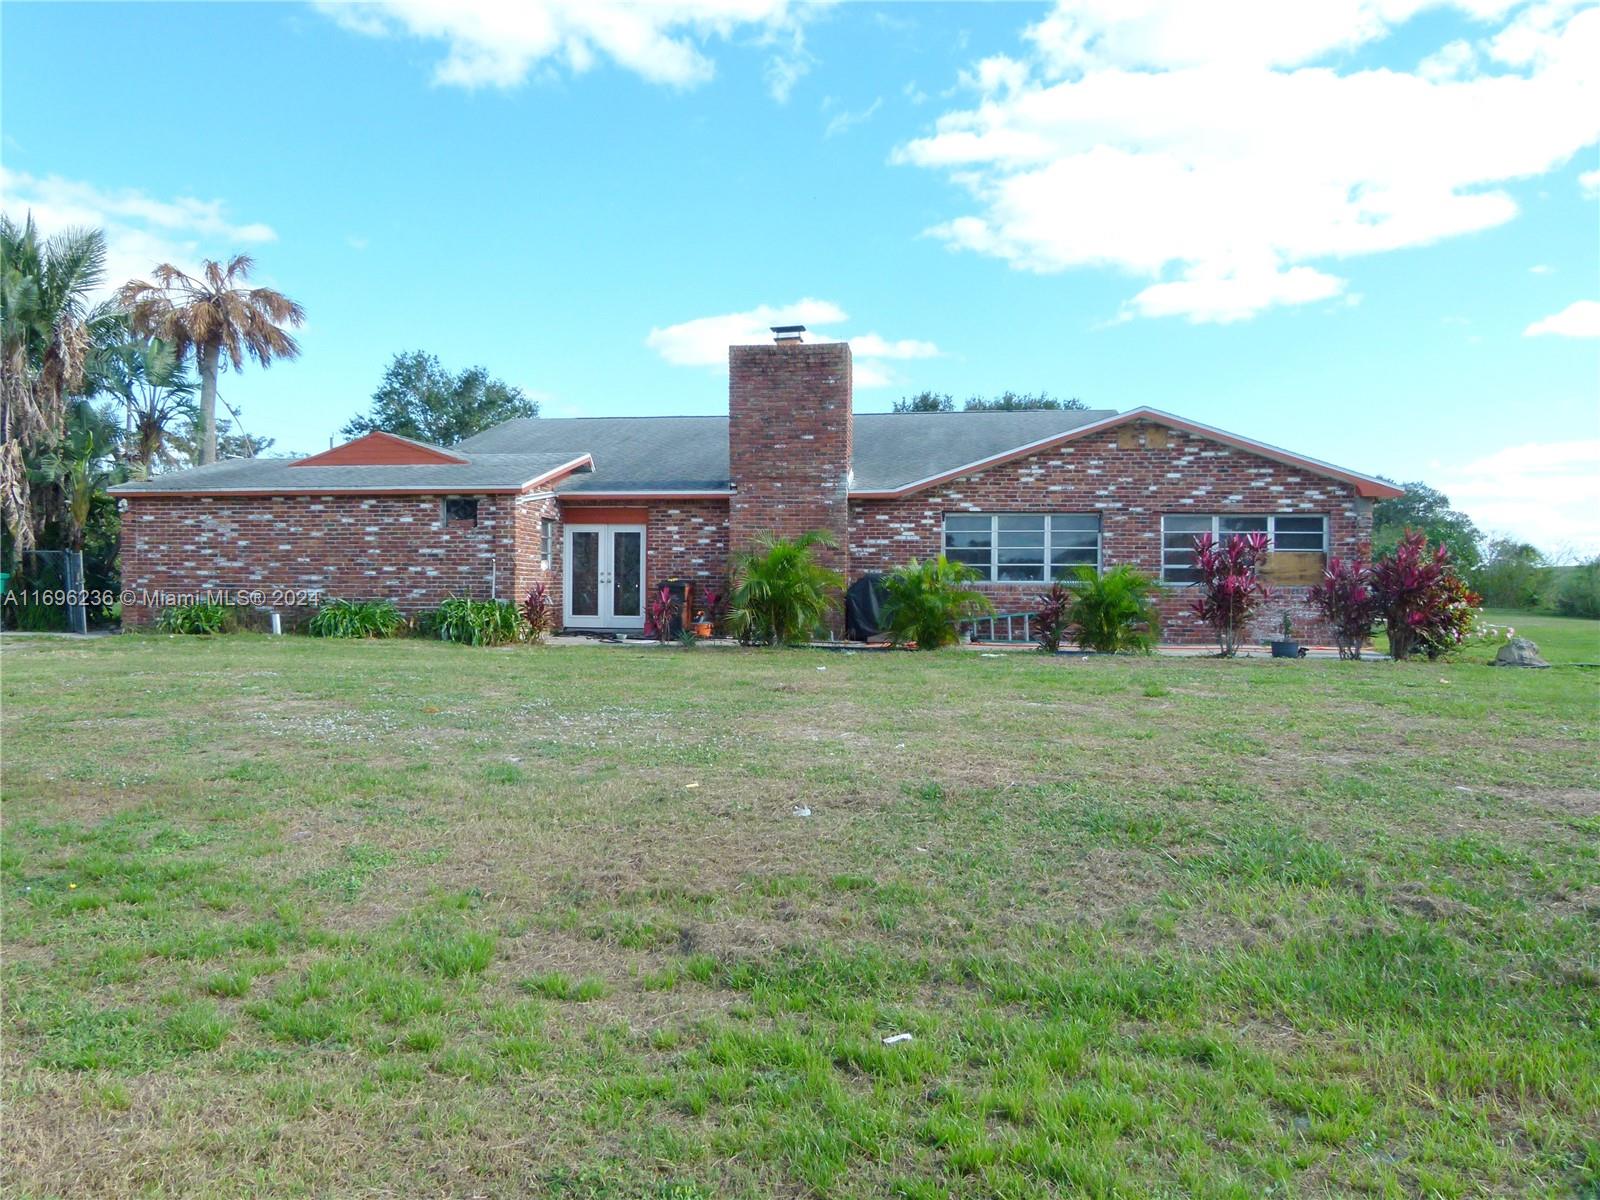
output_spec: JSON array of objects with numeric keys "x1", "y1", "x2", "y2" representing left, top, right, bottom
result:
[
  {"x1": 848, "y1": 420, "x2": 1372, "y2": 646},
  {"x1": 511, "y1": 494, "x2": 560, "y2": 620},
  {"x1": 119, "y1": 493, "x2": 525, "y2": 626},
  {"x1": 727, "y1": 341, "x2": 852, "y2": 576}
]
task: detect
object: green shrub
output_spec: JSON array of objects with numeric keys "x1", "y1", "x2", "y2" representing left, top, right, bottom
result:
[
  {"x1": 1550, "y1": 558, "x2": 1600, "y2": 619},
  {"x1": 727, "y1": 531, "x2": 845, "y2": 646},
  {"x1": 881, "y1": 555, "x2": 993, "y2": 650},
  {"x1": 307, "y1": 598, "x2": 406, "y2": 639},
  {"x1": 1063, "y1": 564, "x2": 1160, "y2": 653},
  {"x1": 1470, "y1": 540, "x2": 1547, "y2": 610},
  {"x1": 429, "y1": 597, "x2": 528, "y2": 646},
  {"x1": 155, "y1": 600, "x2": 236, "y2": 635}
]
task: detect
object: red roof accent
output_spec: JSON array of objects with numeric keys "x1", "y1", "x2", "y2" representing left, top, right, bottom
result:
[{"x1": 290, "y1": 431, "x2": 468, "y2": 467}]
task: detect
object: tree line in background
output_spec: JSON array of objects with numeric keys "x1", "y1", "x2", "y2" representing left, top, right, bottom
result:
[
  {"x1": 1372, "y1": 480, "x2": 1599, "y2": 618},
  {"x1": 894, "y1": 390, "x2": 1088, "y2": 413}
]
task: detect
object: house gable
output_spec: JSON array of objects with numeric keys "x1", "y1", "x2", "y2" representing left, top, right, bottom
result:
[
  {"x1": 291, "y1": 430, "x2": 469, "y2": 467},
  {"x1": 846, "y1": 408, "x2": 1402, "y2": 502}
]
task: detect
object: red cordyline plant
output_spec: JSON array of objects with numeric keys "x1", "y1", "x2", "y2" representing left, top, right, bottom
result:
[
  {"x1": 1370, "y1": 529, "x2": 1480, "y2": 660},
  {"x1": 1308, "y1": 557, "x2": 1377, "y2": 660},
  {"x1": 521, "y1": 582, "x2": 553, "y2": 642},
  {"x1": 1188, "y1": 532, "x2": 1272, "y2": 657},
  {"x1": 645, "y1": 585, "x2": 678, "y2": 640}
]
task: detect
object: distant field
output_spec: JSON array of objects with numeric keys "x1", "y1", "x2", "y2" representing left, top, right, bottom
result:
[{"x1": 3, "y1": 635, "x2": 1597, "y2": 1198}]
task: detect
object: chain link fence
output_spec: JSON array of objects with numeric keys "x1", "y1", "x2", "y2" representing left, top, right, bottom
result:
[{"x1": 1, "y1": 549, "x2": 89, "y2": 634}]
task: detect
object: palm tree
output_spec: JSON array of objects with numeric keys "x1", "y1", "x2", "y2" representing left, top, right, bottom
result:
[
  {"x1": 95, "y1": 337, "x2": 197, "y2": 478},
  {"x1": 31, "y1": 413, "x2": 114, "y2": 550},
  {"x1": 117, "y1": 256, "x2": 303, "y2": 465},
  {"x1": 726, "y1": 530, "x2": 846, "y2": 645},
  {"x1": 0, "y1": 214, "x2": 116, "y2": 551}
]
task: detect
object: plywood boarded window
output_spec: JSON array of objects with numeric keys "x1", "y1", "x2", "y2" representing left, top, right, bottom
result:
[
  {"x1": 1146, "y1": 426, "x2": 1170, "y2": 449},
  {"x1": 1161, "y1": 514, "x2": 1327, "y2": 583},
  {"x1": 1117, "y1": 426, "x2": 1139, "y2": 450}
]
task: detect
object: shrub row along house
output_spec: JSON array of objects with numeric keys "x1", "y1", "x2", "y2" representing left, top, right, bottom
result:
[{"x1": 112, "y1": 328, "x2": 1401, "y2": 643}]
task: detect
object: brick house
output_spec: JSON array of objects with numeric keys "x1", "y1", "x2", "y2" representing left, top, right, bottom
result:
[{"x1": 112, "y1": 327, "x2": 1400, "y2": 643}]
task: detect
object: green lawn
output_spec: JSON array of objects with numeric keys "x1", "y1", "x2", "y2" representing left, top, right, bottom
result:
[
  {"x1": 3, "y1": 634, "x2": 1597, "y2": 1198},
  {"x1": 1479, "y1": 608, "x2": 1600, "y2": 666}
]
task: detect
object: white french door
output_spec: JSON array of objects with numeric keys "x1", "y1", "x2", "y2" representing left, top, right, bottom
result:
[{"x1": 563, "y1": 525, "x2": 645, "y2": 630}]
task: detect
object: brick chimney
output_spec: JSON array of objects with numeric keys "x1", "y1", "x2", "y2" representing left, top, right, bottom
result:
[{"x1": 727, "y1": 327, "x2": 853, "y2": 577}]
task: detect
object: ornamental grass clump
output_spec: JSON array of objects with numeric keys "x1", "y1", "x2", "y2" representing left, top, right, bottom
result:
[
  {"x1": 881, "y1": 555, "x2": 992, "y2": 650},
  {"x1": 727, "y1": 531, "x2": 845, "y2": 646},
  {"x1": 429, "y1": 597, "x2": 527, "y2": 646},
  {"x1": 155, "y1": 600, "x2": 236, "y2": 635},
  {"x1": 307, "y1": 598, "x2": 405, "y2": 639},
  {"x1": 1188, "y1": 532, "x2": 1271, "y2": 657}
]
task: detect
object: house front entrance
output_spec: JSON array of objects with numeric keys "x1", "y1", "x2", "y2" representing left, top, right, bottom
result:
[{"x1": 563, "y1": 524, "x2": 645, "y2": 631}]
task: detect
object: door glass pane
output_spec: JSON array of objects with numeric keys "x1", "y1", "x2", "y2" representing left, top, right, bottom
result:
[
  {"x1": 611, "y1": 531, "x2": 641, "y2": 618},
  {"x1": 570, "y1": 531, "x2": 599, "y2": 617}
]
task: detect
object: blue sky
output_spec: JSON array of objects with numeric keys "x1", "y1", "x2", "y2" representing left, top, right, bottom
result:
[{"x1": 3, "y1": 1, "x2": 1597, "y2": 551}]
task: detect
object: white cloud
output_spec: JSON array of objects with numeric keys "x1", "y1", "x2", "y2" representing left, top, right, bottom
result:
[
  {"x1": 1437, "y1": 439, "x2": 1600, "y2": 555},
  {"x1": 894, "y1": 0, "x2": 1600, "y2": 323},
  {"x1": 824, "y1": 97, "x2": 883, "y2": 138},
  {"x1": 1580, "y1": 167, "x2": 1600, "y2": 196},
  {"x1": 646, "y1": 298, "x2": 847, "y2": 365},
  {"x1": 848, "y1": 333, "x2": 940, "y2": 359},
  {"x1": 1529, "y1": 262, "x2": 1555, "y2": 273},
  {"x1": 317, "y1": 0, "x2": 812, "y2": 94},
  {"x1": 1524, "y1": 298, "x2": 1600, "y2": 336},
  {"x1": 0, "y1": 168, "x2": 277, "y2": 300},
  {"x1": 645, "y1": 299, "x2": 939, "y2": 387}
]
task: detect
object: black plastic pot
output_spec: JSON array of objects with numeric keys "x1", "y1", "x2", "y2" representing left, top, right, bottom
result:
[{"x1": 1270, "y1": 639, "x2": 1301, "y2": 659}]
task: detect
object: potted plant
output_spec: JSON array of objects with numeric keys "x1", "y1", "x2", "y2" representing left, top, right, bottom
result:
[{"x1": 1270, "y1": 612, "x2": 1301, "y2": 658}]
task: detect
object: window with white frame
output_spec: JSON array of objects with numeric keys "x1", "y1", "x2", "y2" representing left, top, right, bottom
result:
[
  {"x1": 943, "y1": 513, "x2": 1101, "y2": 583},
  {"x1": 1161, "y1": 514, "x2": 1327, "y2": 582},
  {"x1": 540, "y1": 518, "x2": 556, "y2": 569}
]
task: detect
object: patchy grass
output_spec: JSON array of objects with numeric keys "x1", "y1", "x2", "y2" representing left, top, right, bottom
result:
[
  {"x1": 2, "y1": 633, "x2": 1597, "y2": 1198},
  {"x1": 1480, "y1": 607, "x2": 1600, "y2": 665}
]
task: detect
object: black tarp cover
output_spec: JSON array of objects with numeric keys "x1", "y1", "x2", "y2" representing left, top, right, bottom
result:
[{"x1": 845, "y1": 573, "x2": 889, "y2": 642}]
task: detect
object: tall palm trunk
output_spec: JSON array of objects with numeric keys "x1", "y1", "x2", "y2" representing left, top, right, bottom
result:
[{"x1": 197, "y1": 341, "x2": 221, "y2": 464}]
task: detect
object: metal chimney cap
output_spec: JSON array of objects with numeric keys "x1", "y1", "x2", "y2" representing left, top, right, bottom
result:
[{"x1": 771, "y1": 325, "x2": 805, "y2": 342}]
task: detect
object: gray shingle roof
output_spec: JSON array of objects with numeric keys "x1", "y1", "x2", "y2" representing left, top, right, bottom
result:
[
  {"x1": 457, "y1": 409, "x2": 1117, "y2": 493},
  {"x1": 457, "y1": 416, "x2": 731, "y2": 492},
  {"x1": 108, "y1": 451, "x2": 588, "y2": 495},
  {"x1": 851, "y1": 409, "x2": 1113, "y2": 491},
  {"x1": 111, "y1": 408, "x2": 1121, "y2": 497}
]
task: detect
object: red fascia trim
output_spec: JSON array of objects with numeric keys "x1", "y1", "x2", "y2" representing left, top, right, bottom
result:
[
  {"x1": 115, "y1": 487, "x2": 528, "y2": 498},
  {"x1": 556, "y1": 490, "x2": 731, "y2": 501}
]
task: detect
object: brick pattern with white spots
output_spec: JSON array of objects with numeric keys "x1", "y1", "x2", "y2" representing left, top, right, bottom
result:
[{"x1": 849, "y1": 420, "x2": 1371, "y2": 646}]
